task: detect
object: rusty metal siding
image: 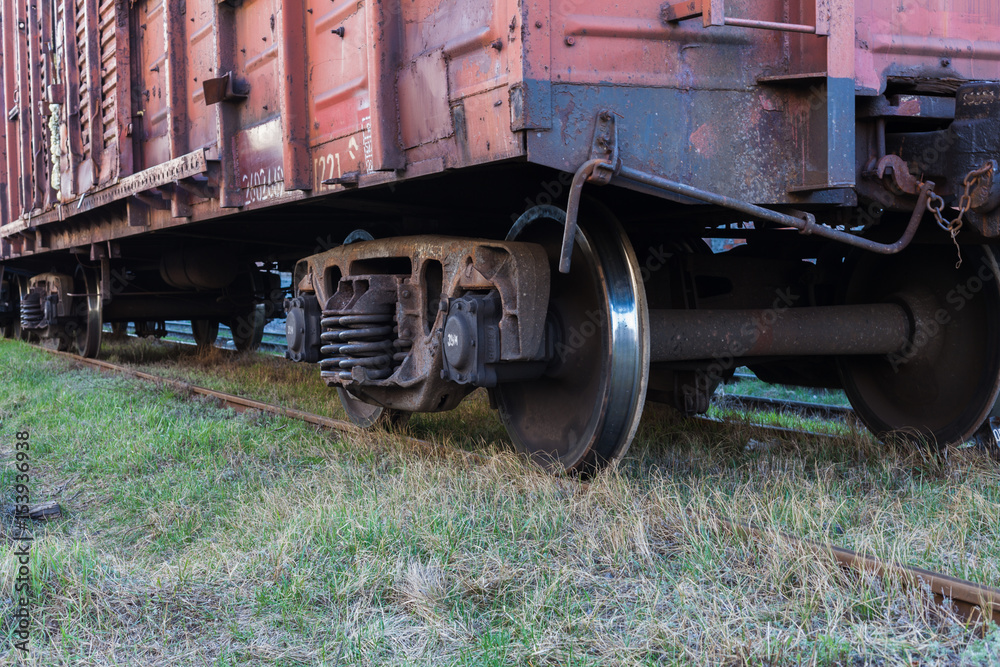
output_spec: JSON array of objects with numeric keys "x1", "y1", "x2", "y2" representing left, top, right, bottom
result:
[
  {"x1": 0, "y1": 3, "x2": 10, "y2": 227},
  {"x1": 2, "y1": 0, "x2": 22, "y2": 223},
  {"x1": 0, "y1": 0, "x2": 525, "y2": 244},
  {"x1": 0, "y1": 0, "x2": 14, "y2": 224},
  {"x1": 135, "y1": 0, "x2": 169, "y2": 168},
  {"x1": 98, "y1": 0, "x2": 117, "y2": 155},
  {"x1": 186, "y1": 0, "x2": 219, "y2": 157},
  {"x1": 3, "y1": 0, "x2": 1000, "y2": 259},
  {"x1": 856, "y1": 0, "x2": 1000, "y2": 94},
  {"x1": 523, "y1": 0, "x2": 857, "y2": 204},
  {"x1": 59, "y1": 0, "x2": 83, "y2": 197}
]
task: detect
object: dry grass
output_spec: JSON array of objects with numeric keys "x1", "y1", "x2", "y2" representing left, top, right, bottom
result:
[{"x1": 1, "y1": 338, "x2": 999, "y2": 665}]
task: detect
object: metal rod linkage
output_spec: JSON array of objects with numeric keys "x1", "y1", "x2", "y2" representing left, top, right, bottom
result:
[{"x1": 556, "y1": 159, "x2": 935, "y2": 274}]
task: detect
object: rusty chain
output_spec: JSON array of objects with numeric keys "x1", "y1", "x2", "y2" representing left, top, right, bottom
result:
[{"x1": 925, "y1": 162, "x2": 996, "y2": 268}]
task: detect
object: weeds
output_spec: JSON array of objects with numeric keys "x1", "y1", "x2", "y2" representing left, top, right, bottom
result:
[{"x1": 1, "y1": 339, "x2": 998, "y2": 665}]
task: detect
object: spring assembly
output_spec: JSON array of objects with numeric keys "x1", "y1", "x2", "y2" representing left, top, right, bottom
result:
[
  {"x1": 20, "y1": 291, "x2": 44, "y2": 329},
  {"x1": 393, "y1": 325, "x2": 412, "y2": 364},
  {"x1": 320, "y1": 310, "x2": 402, "y2": 383}
]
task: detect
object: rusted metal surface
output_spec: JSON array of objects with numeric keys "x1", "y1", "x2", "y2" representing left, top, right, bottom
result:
[
  {"x1": 299, "y1": 235, "x2": 551, "y2": 413},
  {"x1": 649, "y1": 303, "x2": 911, "y2": 363},
  {"x1": 277, "y1": 0, "x2": 311, "y2": 190},
  {"x1": 163, "y1": 0, "x2": 189, "y2": 218},
  {"x1": 71, "y1": 149, "x2": 207, "y2": 215},
  {"x1": 715, "y1": 393, "x2": 856, "y2": 422},
  {"x1": 43, "y1": 345, "x2": 481, "y2": 465},
  {"x1": 0, "y1": 10, "x2": 7, "y2": 228},
  {"x1": 605, "y1": 165, "x2": 933, "y2": 257},
  {"x1": 0, "y1": 0, "x2": 998, "y2": 258},
  {"x1": 855, "y1": 2, "x2": 1000, "y2": 95},
  {"x1": 716, "y1": 518, "x2": 1000, "y2": 630},
  {"x1": 662, "y1": 0, "x2": 828, "y2": 34}
]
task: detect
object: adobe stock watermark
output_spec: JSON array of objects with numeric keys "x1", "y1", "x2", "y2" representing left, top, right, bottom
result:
[
  {"x1": 887, "y1": 252, "x2": 997, "y2": 372},
  {"x1": 680, "y1": 287, "x2": 801, "y2": 395},
  {"x1": 552, "y1": 244, "x2": 673, "y2": 363},
  {"x1": 509, "y1": 171, "x2": 576, "y2": 228}
]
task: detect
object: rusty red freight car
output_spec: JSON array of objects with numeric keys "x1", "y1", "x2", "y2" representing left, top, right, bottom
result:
[{"x1": 2, "y1": 1, "x2": 1000, "y2": 471}]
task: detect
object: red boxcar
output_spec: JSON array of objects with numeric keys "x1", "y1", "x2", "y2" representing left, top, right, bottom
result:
[{"x1": 3, "y1": 0, "x2": 1000, "y2": 471}]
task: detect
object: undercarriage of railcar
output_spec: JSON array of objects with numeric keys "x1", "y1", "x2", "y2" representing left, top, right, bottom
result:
[{"x1": 3, "y1": 81, "x2": 1000, "y2": 473}]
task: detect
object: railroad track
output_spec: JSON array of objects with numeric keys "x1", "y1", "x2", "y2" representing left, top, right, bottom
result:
[
  {"x1": 35, "y1": 344, "x2": 1000, "y2": 631},
  {"x1": 714, "y1": 392, "x2": 856, "y2": 421},
  {"x1": 107, "y1": 328, "x2": 858, "y2": 427},
  {"x1": 104, "y1": 320, "x2": 288, "y2": 355}
]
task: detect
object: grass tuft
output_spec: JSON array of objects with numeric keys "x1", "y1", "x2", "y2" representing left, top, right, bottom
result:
[{"x1": 1, "y1": 339, "x2": 998, "y2": 665}]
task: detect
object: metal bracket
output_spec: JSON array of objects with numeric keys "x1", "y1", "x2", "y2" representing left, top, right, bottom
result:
[
  {"x1": 322, "y1": 172, "x2": 361, "y2": 187},
  {"x1": 661, "y1": 0, "x2": 829, "y2": 35},
  {"x1": 873, "y1": 154, "x2": 922, "y2": 196},
  {"x1": 587, "y1": 110, "x2": 620, "y2": 185},
  {"x1": 557, "y1": 110, "x2": 623, "y2": 273},
  {"x1": 202, "y1": 72, "x2": 250, "y2": 105}
]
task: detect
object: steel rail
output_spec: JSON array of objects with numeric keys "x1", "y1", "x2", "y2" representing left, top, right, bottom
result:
[
  {"x1": 714, "y1": 519, "x2": 1000, "y2": 629},
  {"x1": 715, "y1": 393, "x2": 856, "y2": 421},
  {"x1": 43, "y1": 347, "x2": 479, "y2": 465},
  {"x1": 30, "y1": 344, "x2": 1000, "y2": 630}
]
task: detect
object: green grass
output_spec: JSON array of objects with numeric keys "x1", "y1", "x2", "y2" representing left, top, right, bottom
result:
[
  {"x1": 1, "y1": 339, "x2": 999, "y2": 665},
  {"x1": 721, "y1": 370, "x2": 851, "y2": 407}
]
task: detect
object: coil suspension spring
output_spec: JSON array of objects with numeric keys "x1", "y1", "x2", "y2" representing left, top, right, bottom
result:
[
  {"x1": 319, "y1": 309, "x2": 410, "y2": 383},
  {"x1": 20, "y1": 290, "x2": 44, "y2": 329}
]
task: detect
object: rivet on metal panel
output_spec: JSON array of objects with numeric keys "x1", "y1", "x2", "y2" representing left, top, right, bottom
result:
[
  {"x1": 331, "y1": 27, "x2": 345, "y2": 37},
  {"x1": 565, "y1": 36, "x2": 575, "y2": 46},
  {"x1": 491, "y1": 38, "x2": 503, "y2": 51}
]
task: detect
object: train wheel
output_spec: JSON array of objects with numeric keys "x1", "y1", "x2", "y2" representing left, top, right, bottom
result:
[
  {"x1": 73, "y1": 269, "x2": 102, "y2": 358},
  {"x1": 192, "y1": 319, "x2": 219, "y2": 350},
  {"x1": 838, "y1": 244, "x2": 1000, "y2": 447},
  {"x1": 229, "y1": 304, "x2": 265, "y2": 352},
  {"x1": 0, "y1": 318, "x2": 17, "y2": 339},
  {"x1": 1, "y1": 276, "x2": 21, "y2": 340},
  {"x1": 336, "y1": 387, "x2": 411, "y2": 430},
  {"x1": 494, "y1": 204, "x2": 649, "y2": 475}
]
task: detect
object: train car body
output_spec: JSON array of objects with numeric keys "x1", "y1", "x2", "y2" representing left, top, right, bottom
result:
[{"x1": 2, "y1": 0, "x2": 1000, "y2": 471}]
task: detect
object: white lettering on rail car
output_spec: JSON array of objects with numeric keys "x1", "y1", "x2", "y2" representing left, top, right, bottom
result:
[
  {"x1": 314, "y1": 153, "x2": 343, "y2": 190},
  {"x1": 242, "y1": 166, "x2": 284, "y2": 205},
  {"x1": 362, "y1": 115, "x2": 374, "y2": 173}
]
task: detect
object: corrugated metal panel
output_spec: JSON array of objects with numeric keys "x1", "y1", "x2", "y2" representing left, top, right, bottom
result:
[
  {"x1": 76, "y1": 0, "x2": 91, "y2": 170},
  {"x1": 0, "y1": 15, "x2": 6, "y2": 229},
  {"x1": 99, "y1": 0, "x2": 117, "y2": 154}
]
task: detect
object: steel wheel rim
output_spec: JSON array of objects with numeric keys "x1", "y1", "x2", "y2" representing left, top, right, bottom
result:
[
  {"x1": 74, "y1": 269, "x2": 102, "y2": 358},
  {"x1": 495, "y1": 204, "x2": 649, "y2": 474}
]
